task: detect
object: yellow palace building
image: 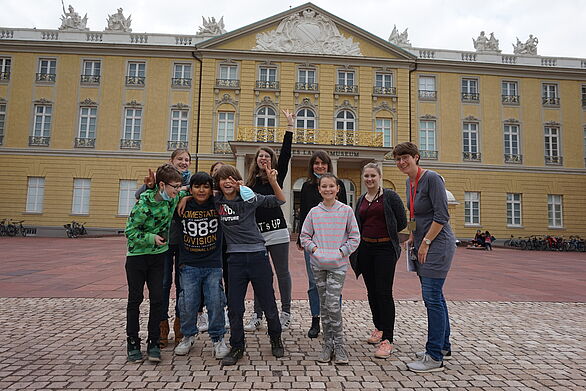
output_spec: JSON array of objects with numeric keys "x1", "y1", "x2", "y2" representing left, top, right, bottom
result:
[{"x1": 1, "y1": 3, "x2": 585, "y2": 238}]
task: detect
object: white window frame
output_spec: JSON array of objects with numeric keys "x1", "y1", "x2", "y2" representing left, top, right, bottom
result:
[
  {"x1": 419, "y1": 76, "x2": 436, "y2": 91},
  {"x1": 78, "y1": 107, "x2": 97, "y2": 139},
  {"x1": 26, "y1": 177, "x2": 45, "y2": 213},
  {"x1": 170, "y1": 110, "x2": 189, "y2": 142},
  {"x1": 38, "y1": 58, "x2": 56, "y2": 75},
  {"x1": 502, "y1": 80, "x2": 518, "y2": 96},
  {"x1": 464, "y1": 192, "x2": 480, "y2": 226},
  {"x1": 375, "y1": 73, "x2": 393, "y2": 88},
  {"x1": 127, "y1": 62, "x2": 145, "y2": 77},
  {"x1": 544, "y1": 126, "x2": 560, "y2": 158},
  {"x1": 0, "y1": 102, "x2": 6, "y2": 142},
  {"x1": 419, "y1": 120, "x2": 436, "y2": 151},
  {"x1": 72, "y1": 178, "x2": 91, "y2": 215},
  {"x1": 0, "y1": 57, "x2": 11, "y2": 75},
  {"x1": 543, "y1": 83, "x2": 558, "y2": 98},
  {"x1": 506, "y1": 193, "x2": 522, "y2": 227},
  {"x1": 335, "y1": 110, "x2": 355, "y2": 145},
  {"x1": 337, "y1": 71, "x2": 354, "y2": 86},
  {"x1": 256, "y1": 106, "x2": 276, "y2": 128},
  {"x1": 504, "y1": 124, "x2": 520, "y2": 155},
  {"x1": 296, "y1": 108, "x2": 316, "y2": 130},
  {"x1": 124, "y1": 108, "x2": 142, "y2": 140},
  {"x1": 259, "y1": 67, "x2": 276, "y2": 82},
  {"x1": 118, "y1": 180, "x2": 138, "y2": 216},
  {"x1": 298, "y1": 69, "x2": 316, "y2": 84},
  {"x1": 174, "y1": 63, "x2": 191, "y2": 79},
  {"x1": 463, "y1": 122, "x2": 479, "y2": 153},
  {"x1": 462, "y1": 78, "x2": 478, "y2": 94},
  {"x1": 219, "y1": 64, "x2": 238, "y2": 80},
  {"x1": 33, "y1": 105, "x2": 52, "y2": 137},
  {"x1": 217, "y1": 111, "x2": 235, "y2": 142},
  {"x1": 375, "y1": 118, "x2": 392, "y2": 147},
  {"x1": 547, "y1": 194, "x2": 563, "y2": 228},
  {"x1": 83, "y1": 60, "x2": 101, "y2": 76}
]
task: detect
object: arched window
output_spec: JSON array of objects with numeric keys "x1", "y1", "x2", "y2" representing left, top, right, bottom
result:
[
  {"x1": 255, "y1": 106, "x2": 276, "y2": 142},
  {"x1": 296, "y1": 108, "x2": 316, "y2": 143},
  {"x1": 335, "y1": 110, "x2": 355, "y2": 145}
]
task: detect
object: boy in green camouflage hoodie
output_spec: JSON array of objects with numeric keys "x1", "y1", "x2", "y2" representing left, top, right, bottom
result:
[{"x1": 125, "y1": 164, "x2": 186, "y2": 363}]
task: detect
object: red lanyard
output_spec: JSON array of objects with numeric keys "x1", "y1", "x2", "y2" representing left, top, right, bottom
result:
[{"x1": 409, "y1": 167, "x2": 422, "y2": 220}]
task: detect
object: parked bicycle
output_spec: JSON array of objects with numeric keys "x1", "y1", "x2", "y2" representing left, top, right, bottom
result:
[{"x1": 64, "y1": 221, "x2": 87, "y2": 238}]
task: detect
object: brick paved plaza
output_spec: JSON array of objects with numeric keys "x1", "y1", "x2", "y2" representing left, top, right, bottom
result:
[{"x1": 1, "y1": 237, "x2": 585, "y2": 390}]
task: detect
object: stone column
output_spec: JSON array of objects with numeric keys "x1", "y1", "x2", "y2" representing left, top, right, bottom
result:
[
  {"x1": 236, "y1": 154, "x2": 245, "y2": 177},
  {"x1": 331, "y1": 157, "x2": 339, "y2": 176}
]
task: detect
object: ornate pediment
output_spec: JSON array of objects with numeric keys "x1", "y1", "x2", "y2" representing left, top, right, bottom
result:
[
  {"x1": 172, "y1": 102, "x2": 189, "y2": 110},
  {"x1": 420, "y1": 114, "x2": 437, "y2": 120},
  {"x1": 80, "y1": 98, "x2": 97, "y2": 106},
  {"x1": 34, "y1": 98, "x2": 52, "y2": 104},
  {"x1": 464, "y1": 115, "x2": 479, "y2": 121},
  {"x1": 335, "y1": 99, "x2": 357, "y2": 111},
  {"x1": 544, "y1": 120, "x2": 560, "y2": 126},
  {"x1": 215, "y1": 93, "x2": 238, "y2": 107},
  {"x1": 254, "y1": 8, "x2": 361, "y2": 56},
  {"x1": 504, "y1": 118, "x2": 519, "y2": 124},
  {"x1": 374, "y1": 101, "x2": 396, "y2": 114},
  {"x1": 125, "y1": 100, "x2": 142, "y2": 107}
]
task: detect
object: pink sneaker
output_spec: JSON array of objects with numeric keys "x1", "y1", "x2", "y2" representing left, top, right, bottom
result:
[
  {"x1": 374, "y1": 339, "x2": 393, "y2": 359},
  {"x1": 366, "y1": 329, "x2": 383, "y2": 344}
]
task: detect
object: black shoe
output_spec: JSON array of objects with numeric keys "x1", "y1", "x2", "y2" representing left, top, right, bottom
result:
[
  {"x1": 308, "y1": 316, "x2": 320, "y2": 338},
  {"x1": 147, "y1": 339, "x2": 161, "y2": 362},
  {"x1": 127, "y1": 337, "x2": 143, "y2": 362},
  {"x1": 221, "y1": 346, "x2": 245, "y2": 366},
  {"x1": 270, "y1": 335, "x2": 284, "y2": 358}
]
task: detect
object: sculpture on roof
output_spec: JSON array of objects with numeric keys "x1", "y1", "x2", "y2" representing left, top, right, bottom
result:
[
  {"x1": 58, "y1": 2, "x2": 88, "y2": 31},
  {"x1": 388, "y1": 25, "x2": 411, "y2": 48},
  {"x1": 254, "y1": 8, "x2": 361, "y2": 56},
  {"x1": 196, "y1": 16, "x2": 226, "y2": 36},
  {"x1": 105, "y1": 8, "x2": 132, "y2": 32},
  {"x1": 473, "y1": 31, "x2": 500, "y2": 53},
  {"x1": 513, "y1": 34, "x2": 538, "y2": 55}
]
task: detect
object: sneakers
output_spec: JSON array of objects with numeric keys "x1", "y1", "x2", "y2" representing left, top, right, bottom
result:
[
  {"x1": 244, "y1": 313, "x2": 261, "y2": 332},
  {"x1": 159, "y1": 320, "x2": 170, "y2": 348},
  {"x1": 147, "y1": 339, "x2": 161, "y2": 362},
  {"x1": 307, "y1": 316, "x2": 320, "y2": 338},
  {"x1": 127, "y1": 337, "x2": 143, "y2": 362},
  {"x1": 224, "y1": 308, "x2": 230, "y2": 329},
  {"x1": 367, "y1": 329, "x2": 383, "y2": 345},
  {"x1": 221, "y1": 346, "x2": 245, "y2": 366},
  {"x1": 317, "y1": 342, "x2": 334, "y2": 363},
  {"x1": 279, "y1": 312, "x2": 292, "y2": 330},
  {"x1": 270, "y1": 335, "x2": 285, "y2": 358},
  {"x1": 374, "y1": 339, "x2": 393, "y2": 359},
  {"x1": 333, "y1": 344, "x2": 349, "y2": 365},
  {"x1": 197, "y1": 312, "x2": 209, "y2": 333},
  {"x1": 415, "y1": 349, "x2": 452, "y2": 360},
  {"x1": 174, "y1": 335, "x2": 196, "y2": 356},
  {"x1": 213, "y1": 338, "x2": 230, "y2": 359},
  {"x1": 173, "y1": 316, "x2": 183, "y2": 346},
  {"x1": 407, "y1": 353, "x2": 444, "y2": 372}
]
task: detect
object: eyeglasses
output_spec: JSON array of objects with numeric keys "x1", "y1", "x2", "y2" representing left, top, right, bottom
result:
[{"x1": 165, "y1": 182, "x2": 182, "y2": 190}]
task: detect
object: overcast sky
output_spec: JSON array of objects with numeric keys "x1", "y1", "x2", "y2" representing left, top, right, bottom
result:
[{"x1": 1, "y1": 0, "x2": 584, "y2": 58}]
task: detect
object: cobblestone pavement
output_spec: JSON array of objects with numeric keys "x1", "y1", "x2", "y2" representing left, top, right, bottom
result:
[{"x1": 1, "y1": 298, "x2": 584, "y2": 390}]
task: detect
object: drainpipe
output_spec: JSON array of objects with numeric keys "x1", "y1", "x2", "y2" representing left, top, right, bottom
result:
[
  {"x1": 408, "y1": 62, "x2": 417, "y2": 142},
  {"x1": 192, "y1": 50, "x2": 203, "y2": 171}
]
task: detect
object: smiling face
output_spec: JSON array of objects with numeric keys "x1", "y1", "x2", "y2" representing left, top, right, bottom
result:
[
  {"x1": 160, "y1": 180, "x2": 182, "y2": 199},
  {"x1": 256, "y1": 150, "x2": 272, "y2": 170},
  {"x1": 313, "y1": 157, "x2": 329, "y2": 176},
  {"x1": 362, "y1": 167, "x2": 381, "y2": 191},
  {"x1": 318, "y1": 176, "x2": 339, "y2": 202},
  {"x1": 190, "y1": 183, "x2": 213, "y2": 204},
  {"x1": 395, "y1": 153, "x2": 419, "y2": 176},
  {"x1": 170, "y1": 152, "x2": 191, "y2": 172},
  {"x1": 219, "y1": 177, "x2": 237, "y2": 198}
]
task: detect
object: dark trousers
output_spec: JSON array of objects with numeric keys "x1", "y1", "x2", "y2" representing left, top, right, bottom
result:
[
  {"x1": 162, "y1": 245, "x2": 180, "y2": 319},
  {"x1": 125, "y1": 253, "x2": 165, "y2": 342},
  {"x1": 359, "y1": 241, "x2": 398, "y2": 342},
  {"x1": 227, "y1": 250, "x2": 281, "y2": 349}
]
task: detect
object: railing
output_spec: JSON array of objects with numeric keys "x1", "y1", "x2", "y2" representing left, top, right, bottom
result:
[
  {"x1": 75, "y1": 137, "x2": 95, "y2": 148},
  {"x1": 335, "y1": 84, "x2": 359, "y2": 94},
  {"x1": 167, "y1": 140, "x2": 188, "y2": 150},
  {"x1": 126, "y1": 76, "x2": 145, "y2": 86},
  {"x1": 29, "y1": 136, "x2": 50, "y2": 146},
  {"x1": 418, "y1": 90, "x2": 437, "y2": 100},
  {"x1": 463, "y1": 151, "x2": 481, "y2": 161},
  {"x1": 295, "y1": 82, "x2": 319, "y2": 91},
  {"x1": 0, "y1": 72, "x2": 9, "y2": 81},
  {"x1": 214, "y1": 141, "x2": 232, "y2": 154},
  {"x1": 0, "y1": 135, "x2": 3, "y2": 145},
  {"x1": 120, "y1": 139, "x2": 141, "y2": 150},
  {"x1": 80, "y1": 74, "x2": 100, "y2": 84},
  {"x1": 255, "y1": 80, "x2": 279, "y2": 90},
  {"x1": 461, "y1": 92, "x2": 479, "y2": 102},
  {"x1": 216, "y1": 79, "x2": 240, "y2": 88},
  {"x1": 582, "y1": 99, "x2": 586, "y2": 108},
  {"x1": 502, "y1": 95, "x2": 520, "y2": 104},
  {"x1": 171, "y1": 78, "x2": 192, "y2": 88},
  {"x1": 36, "y1": 73, "x2": 56, "y2": 82},
  {"x1": 504, "y1": 154, "x2": 523, "y2": 164},
  {"x1": 236, "y1": 127, "x2": 384, "y2": 147},
  {"x1": 545, "y1": 155, "x2": 563, "y2": 165},
  {"x1": 420, "y1": 150, "x2": 438, "y2": 160},
  {"x1": 373, "y1": 86, "x2": 397, "y2": 96},
  {"x1": 542, "y1": 97, "x2": 560, "y2": 106}
]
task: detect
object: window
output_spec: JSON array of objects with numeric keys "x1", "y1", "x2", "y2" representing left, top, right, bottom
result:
[
  {"x1": 172, "y1": 63, "x2": 192, "y2": 87},
  {"x1": 126, "y1": 62, "x2": 145, "y2": 86},
  {"x1": 504, "y1": 124, "x2": 521, "y2": 163},
  {"x1": 584, "y1": 127, "x2": 586, "y2": 165},
  {"x1": 31, "y1": 104, "x2": 52, "y2": 146},
  {"x1": 542, "y1": 83, "x2": 559, "y2": 105},
  {"x1": 37, "y1": 59, "x2": 56, "y2": 82},
  {"x1": 78, "y1": 107, "x2": 97, "y2": 139},
  {"x1": 220, "y1": 65, "x2": 238, "y2": 80},
  {"x1": 463, "y1": 122, "x2": 480, "y2": 161},
  {"x1": 0, "y1": 57, "x2": 11, "y2": 80},
  {"x1": 81, "y1": 60, "x2": 100, "y2": 84},
  {"x1": 217, "y1": 112, "x2": 235, "y2": 142},
  {"x1": 544, "y1": 126, "x2": 561, "y2": 165},
  {"x1": 72, "y1": 178, "x2": 91, "y2": 215},
  {"x1": 256, "y1": 106, "x2": 276, "y2": 128},
  {"x1": 418, "y1": 76, "x2": 436, "y2": 100},
  {"x1": 374, "y1": 73, "x2": 395, "y2": 95},
  {"x1": 295, "y1": 108, "x2": 316, "y2": 143},
  {"x1": 506, "y1": 193, "x2": 522, "y2": 226},
  {"x1": 26, "y1": 177, "x2": 45, "y2": 213},
  {"x1": 124, "y1": 108, "x2": 142, "y2": 140},
  {"x1": 118, "y1": 180, "x2": 138, "y2": 216},
  {"x1": 337, "y1": 71, "x2": 354, "y2": 86},
  {"x1": 464, "y1": 192, "x2": 480, "y2": 225},
  {"x1": 419, "y1": 120, "x2": 437, "y2": 159},
  {"x1": 502, "y1": 81, "x2": 519, "y2": 104},
  {"x1": 170, "y1": 110, "x2": 188, "y2": 142},
  {"x1": 257, "y1": 67, "x2": 278, "y2": 89},
  {"x1": 461, "y1": 78, "x2": 479, "y2": 101},
  {"x1": 0, "y1": 102, "x2": 5, "y2": 145},
  {"x1": 376, "y1": 118, "x2": 392, "y2": 147},
  {"x1": 296, "y1": 69, "x2": 317, "y2": 91},
  {"x1": 582, "y1": 85, "x2": 586, "y2": 108},
  {"x1": 335, "y1": 110, "x2": 355, "y2": 145},
  {"x1": 547, "y1": 194, "x2": 563, "y2": 228}
]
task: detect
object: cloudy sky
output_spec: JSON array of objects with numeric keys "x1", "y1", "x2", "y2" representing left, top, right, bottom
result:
[{"x1": 1, "y1": 0, "x2": 584, "y2": 58}]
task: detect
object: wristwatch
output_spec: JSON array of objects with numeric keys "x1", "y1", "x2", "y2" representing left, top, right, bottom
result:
[{"x1": 423, "y1": 238, "x2": 432, "y2": 245}]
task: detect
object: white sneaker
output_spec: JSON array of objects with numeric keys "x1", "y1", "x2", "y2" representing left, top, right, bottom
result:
[
  {"x1": 244, "y1": 313, "x2": 261, "y2": 332},
  {"x1": 213, "y1": 338, "x2": 230, "y2": 359},
  {"x1": 279, "y1": 312, "x2": 292, "y2": 330},
  {"x1": 174, "y1": 335, "x2": 196, "y2": 356},
  {"x1": 197, "y1": 312, "x2": 209, "y2": 332},
  {"x1": 224, "y1": 308, "x2": 230, "y2": 329}
]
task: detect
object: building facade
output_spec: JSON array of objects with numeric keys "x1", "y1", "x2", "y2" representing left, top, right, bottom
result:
[{"x1": 1, "y1": 3, "x2": 585, "y2": 238}]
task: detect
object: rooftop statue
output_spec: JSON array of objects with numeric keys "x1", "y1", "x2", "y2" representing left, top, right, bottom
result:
[
  {"x1": 105, "y1": 8, "x2": 132, "y2": 32},
  {"x1": 513, "y1": 34, "x2": 538, "y2": 55},
  {"x1": 388, "y1": 25, "x2": 411, "y2": 48},
  {"x1": 197, "y1": 16, "x2": 226, "y2": 36},
  {"x1": 58, "y1": 2, "x2": 88, "y2": 31},
  {"x1": 473, "y1": 31, "x2": 500, "y2": 53}
]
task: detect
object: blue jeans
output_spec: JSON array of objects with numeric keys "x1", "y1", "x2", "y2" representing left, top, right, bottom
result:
[
  {"x1": 420, "y1": 276, "x2": 452, "y2": 361},
  {"x1": 161, "y1": 245, "x2": 180, "y2": 320},
  {"x1": 178, "y1": 265, "x2": 226, "y2": 342},
  {"x1": 304, "y1": 250, "x2": 320, "y2": 317}
]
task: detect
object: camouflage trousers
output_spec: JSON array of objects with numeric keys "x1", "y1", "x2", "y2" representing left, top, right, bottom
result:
[{"x1": 312, "y1": 267, "x2": 347, "y2": 345}]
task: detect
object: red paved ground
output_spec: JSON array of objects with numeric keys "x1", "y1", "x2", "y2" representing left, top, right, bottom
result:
[{"x1": 0, "y1": 236, "x2": 585, "y2": 302}]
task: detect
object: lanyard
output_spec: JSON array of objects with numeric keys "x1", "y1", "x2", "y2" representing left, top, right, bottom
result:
[{"x1": 409, "y1": 167, "x2": 422, "y2": 220}]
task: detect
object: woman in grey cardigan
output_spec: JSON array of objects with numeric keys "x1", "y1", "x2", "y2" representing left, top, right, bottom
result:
[{"x1": 393, "y1": 142, "x2": 456, "y2": 373}]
